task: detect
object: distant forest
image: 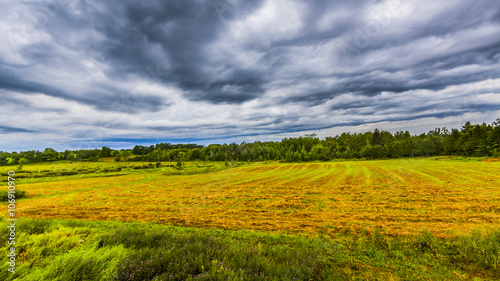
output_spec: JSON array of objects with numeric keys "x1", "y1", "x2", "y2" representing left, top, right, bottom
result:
[{"x1": 1, "y1": 120, "x2": 499, "y2": 166}]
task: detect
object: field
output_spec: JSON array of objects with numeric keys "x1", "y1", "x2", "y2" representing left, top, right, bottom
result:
[
  {"x1": 6, "y1": 158, "x2": 500, "y2": 237},
  {"x1": 2, "y1": 158, "x2": 500, "y2": 280}
]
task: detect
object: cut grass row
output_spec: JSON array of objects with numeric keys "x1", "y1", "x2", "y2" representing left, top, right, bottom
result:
[
  {"x1": 11, "y1": 159, "x2": 500, "y2": 237},
  {"x1": 0, "y1": 161, "x2": 236, "y2": 184}
]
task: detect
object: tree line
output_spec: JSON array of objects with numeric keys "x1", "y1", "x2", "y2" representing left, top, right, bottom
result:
[{"x1": 1, "y1": 120, "x2": 499, "y2": 166}]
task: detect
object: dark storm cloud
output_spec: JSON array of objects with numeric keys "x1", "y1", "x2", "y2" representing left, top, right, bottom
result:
[
  {"x1": 3, "y1": 0, "x2": 499, "y2": 108},
  {"x1": 0, "y1": 66, "x2": 163, "y2": 113},
  {"x1": 277, "y1": 1, "x2": 500, "y2": 105},
  {"x1": 1, "y1": 0, "x2": 500, "y2": 150},
  {"x1": 93, "y1": 0, "x2": 266, "y2": 104},
  {"x1": 0, "y1": 126, "x2": 35, "y2": 134},
  {"x1": 0, "y1": 67, "x2": 67, "y2": 99},
  {"x1": 340, "y1": 1, "x2": 500, "y2": 56},
  {"x1": 0, "y1": 0, "x2": 171, "y2": 113}
]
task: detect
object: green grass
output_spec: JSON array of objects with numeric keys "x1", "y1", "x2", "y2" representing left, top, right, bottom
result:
[
  {"x1": 0, "y1": 161, "x2": 241, "y2": 184},
  {"x1": 2, "y1": 158, "x2": 500, "y2": 279},
  {"x1": 0, "y1": 190, "x2": 26, "y2": 202},
  {"x1": 1, "y1": 218, "x2": 499, "y2": 280}
]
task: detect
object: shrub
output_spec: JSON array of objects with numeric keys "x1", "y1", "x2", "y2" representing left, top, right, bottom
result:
[
  {"x1": 98, "y1": 225, "x2": 319, "y2": 281},
  {"x1": 493, "y1": 149, "x2": 500, "y2": 158},
  {"x1": 17, "y1": 218, "x2": 53, "y2": 235},
  {"x1": 175, "y1": 161, "x2": 183, "y2": 170},
  {"x1": 0, "y1": 190, "x2": 26, "y2": 202},
  {"x1": 414, "y1": 230, "x2": 439, "y2": 253}
]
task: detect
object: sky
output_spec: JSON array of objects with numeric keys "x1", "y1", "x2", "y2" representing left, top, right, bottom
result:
[{"x1": 1, "y1": 0, "x2": 500, "y2": 152}]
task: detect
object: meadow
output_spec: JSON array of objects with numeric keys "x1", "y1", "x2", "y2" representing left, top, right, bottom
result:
[{"x1": 1, "y1": 158, "x2": 500, "y2": 280}]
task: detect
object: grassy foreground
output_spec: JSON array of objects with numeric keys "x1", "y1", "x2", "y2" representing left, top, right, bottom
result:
[{"x1": 1, "y1": 218, "x2": 499, "y2": 280}]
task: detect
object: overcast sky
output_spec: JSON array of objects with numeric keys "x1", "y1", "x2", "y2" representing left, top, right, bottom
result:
[{"x1": 1, "y1": 0, "x2": 500, "y2": 151}]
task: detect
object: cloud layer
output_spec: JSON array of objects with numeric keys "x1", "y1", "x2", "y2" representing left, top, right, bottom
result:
[{"x1": 1, "y1": 0, "x2": 500, "y2": 151}]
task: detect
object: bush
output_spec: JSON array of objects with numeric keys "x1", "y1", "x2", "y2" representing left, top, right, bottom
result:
[
  {"x1": 0, "y1": 190, "x2": 26, "y2": 202},
  {"x1": 493, "y1": 149, "x2": 500, "y2": 158},
  {"x1": 175, "y1": 161, "x2": 183, "y2": 170},
  {"x1": 97, "y1": 225, "x2": 319, "y2": 281},
  {"x1": 131, "y1": 165, "x2": 152, "y2": 170},
  {"x1": 414, "y1": 230, "x2": 439, "y2": 253},
  {"x1": 16, "y1": 218, "x2": 53, "y2": 235}
]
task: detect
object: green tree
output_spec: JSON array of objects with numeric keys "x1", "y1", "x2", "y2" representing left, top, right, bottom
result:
[
  {"x1": 178, "y1": 152, "x2": 187, "y2": 161},
  {"x1": 390, "y1": 141, "x2": 404, "y2": 158},
  {"x1": 488, "y1": 118, "x2": 500, "y2": 154},
  {"x1": 371, "y1": 129, "x2": 382, "y2": 146},
  {"x1": 43, "y1": 148, "x2": 59, "y2": 162},
  {"x1": 101, "y1": 146, "x2": 112, "y2": 157},
  {"x1": 0, "y1": 153, "x2": 6, "y2": 166},
  {"x1": 18, "y1": 157, "x2": 29, "y2": 170},
  {"x1": 122, "y1": 150, "x2": 132, "y2": 161},
  {"x1": 311, "y1": 144, "x2": 330, "y2": 160}
]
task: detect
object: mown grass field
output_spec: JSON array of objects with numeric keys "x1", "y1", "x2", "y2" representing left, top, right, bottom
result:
[
  {"x1": 5, "y1": 158, "x2": 500, "y2": 237},
  {"x1": 1, "y1": 158, "x2": 500, "y2": 280}
]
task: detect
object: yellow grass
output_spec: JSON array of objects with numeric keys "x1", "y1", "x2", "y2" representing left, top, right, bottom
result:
[{"x1": 7, "y1": 159, "x2": 500, "y2": 237}]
